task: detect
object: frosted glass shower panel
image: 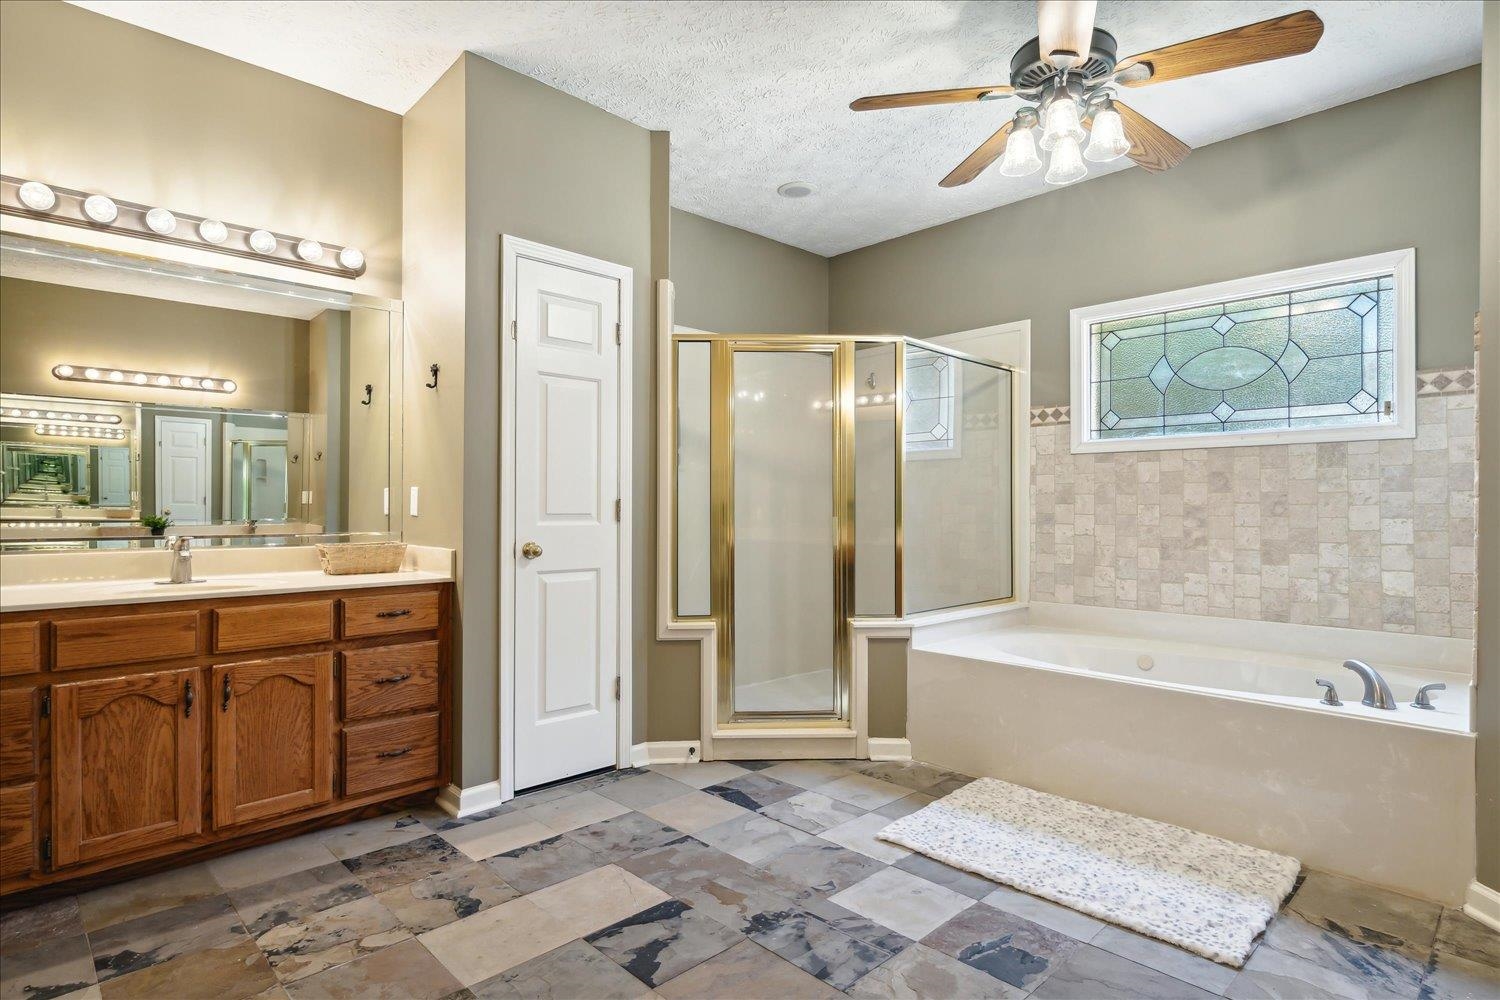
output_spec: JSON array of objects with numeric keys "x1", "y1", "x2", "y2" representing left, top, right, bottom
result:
[
  {"x1": 904, "y1": 349, "x2": 1014, "y2": 613},
  {"x1": 732, "y1": 349, "x2": 836, "y2": 715},
  {"x1": 675, "y1": 341, "x2": 712, "y2": 616}
]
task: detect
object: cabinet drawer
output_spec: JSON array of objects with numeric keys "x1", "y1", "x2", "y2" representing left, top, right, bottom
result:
[
  {"x1": 0, "y1": 782, "x2": 37, "y2": 879},
  {"x1": 341, "y1": 591, "x2": 440, "y2": 639},
  {"x1": 343, "y1": 712, "x2": 440, "y2": 797},
  {"x1": 214, "y1": 600, "x2": 334, "y2": 653},
  {"x1": 0, "y1": 687, "x2": 39, "y2": 780},
  {"x1": 0, "y1": 622, "x2": 42, "y2": 676},
  {"x1": 54, "y1": 611, "x2": 198, "y2": 670},
  {"x1": 342, "y1": 642, "x2": 440, "y2": 721}
]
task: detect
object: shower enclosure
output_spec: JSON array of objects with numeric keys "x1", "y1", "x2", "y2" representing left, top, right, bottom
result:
[{"x1": 670, "y1": 332, "x2": 1018, "y2": 744}]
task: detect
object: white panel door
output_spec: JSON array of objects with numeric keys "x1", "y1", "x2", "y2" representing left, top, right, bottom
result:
[
  {"x1": 156, "y1": 416, "x2": 211, "y2": 522},
  {"x1": 97, "y1": 446, "x2": 131, "y2": 506},
  {"x1": 513, "y1": 256, "x2": 621, "y2": 790}
]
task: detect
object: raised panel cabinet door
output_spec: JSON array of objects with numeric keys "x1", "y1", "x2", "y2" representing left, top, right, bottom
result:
[
  {"x1": 52, "y1": 668, "x2": 202, "y2": 868},
  {"x1": 212, "y1": 653, "x2": 332, "y2": 829}
]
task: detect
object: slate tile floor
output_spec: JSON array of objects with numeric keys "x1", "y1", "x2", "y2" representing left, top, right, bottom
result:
[{"x1": 3, "y1": 759, "x2": 1497, "y2": 1000}]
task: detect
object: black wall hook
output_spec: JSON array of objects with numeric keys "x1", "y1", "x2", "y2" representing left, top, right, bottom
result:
[
  {"x1": 360, "y1": 384, "x2": 372, "y2": 406},
  {"x1": 425, "y1": 364, "x2": 440, "y2": 389}
]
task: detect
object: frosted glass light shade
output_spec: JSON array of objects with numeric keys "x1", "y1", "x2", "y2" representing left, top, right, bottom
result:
[
  {"x1": 248, "y1": 229, "x2": 277, "y2": 254},
  {"x1": 1085, "y1": 107, "x2": 1131, "y2": 162},
  {"x1": 17, "y1": 181, "x2": 56, "y2": 212},
  {"x1": 82, "y1": 195, "x2": 118, "y2": 225},
  {"x1": 999, "y1": 126, "x2": 1042, "y2": 177},
  {"x1": 337, "y1": 246, "x2": 365, "y2": 271},
  {"x1": 1045, "y1": 135, "x2": 1088, "y2": 185},
  {"x1": 198, "y1": 219, "x2": 228, "y2": 244},
  {"x1": 295, "y1": 238, "x2": 324, "y2": 263},
  {"x1": 1040, "y1": 97, "x2": 1085, "y2": 151},
  {"x1": 145, "y1": 207, "x2": 177, "y2": 235}
]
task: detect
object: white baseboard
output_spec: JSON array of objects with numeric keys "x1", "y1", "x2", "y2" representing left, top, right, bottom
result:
[
  {"x1": 1465, "y1": 880, "x2": 1500, "y2": 933},
  {"x1": 436, "y1": 780, "x2": 503, "y2": 818},
  {"x1": 631, "y1": 741, "x2": 702, "y2": 766},
  {"x1": 868, "y1": 737, "x2": 912, "y2": 761}
]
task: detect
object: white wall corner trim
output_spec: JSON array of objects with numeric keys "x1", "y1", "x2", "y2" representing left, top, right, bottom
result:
[
  {"x1": 867, "y1": 737, "x2": 913, "y2": 761},
  {"x1": 437, "y1": 780, "x2": 503, "y2": 819},
  {"x1": 630, "y1": 741, "x2": 703, "y2": 766},
  {"x1": 1465, "y1": 881, "x2": 1500, "y2": 933}
]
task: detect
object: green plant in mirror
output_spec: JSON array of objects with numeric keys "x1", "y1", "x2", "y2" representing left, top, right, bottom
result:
[{"x1": 140, "y1": 513, "x2": 172, "y2": 535}]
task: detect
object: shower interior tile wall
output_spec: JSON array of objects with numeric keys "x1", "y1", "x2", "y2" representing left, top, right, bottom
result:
[{"x1": 1029, "y1": 375, "x2": 1477, "y2": 638}]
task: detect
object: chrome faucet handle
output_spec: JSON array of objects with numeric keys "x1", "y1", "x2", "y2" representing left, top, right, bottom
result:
[
  {"x1": 1315, "y1": 679, "x2": 1342, "y2": 706},
  {"x1": 1411, "y1": 682, "x2": 1446, "y2": 710}
]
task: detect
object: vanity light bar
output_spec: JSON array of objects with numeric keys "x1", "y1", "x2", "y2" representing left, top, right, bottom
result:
[
  {"x1": 1, "y1": 175, "x2": 366, "y2": 278},
  {"x1": 53, "y1": 364, "x2": 237, "y2": 394},
  {"x1": 2, "y1": 407, "x2": 121, "y2": 424},
  {"x1": 35, "y1": 423, "x2": 127, "y2": 440}
]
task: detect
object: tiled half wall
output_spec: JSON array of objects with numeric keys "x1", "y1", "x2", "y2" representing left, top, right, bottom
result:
[{"x1": 1029, "y1": 368, "x2": 1477, "y2": 638}]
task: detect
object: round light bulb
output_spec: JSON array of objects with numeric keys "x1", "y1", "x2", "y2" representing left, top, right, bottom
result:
[
  {"x1": 221, "y1": 379, "x2": 237, "y2": 393},
  {"x1": 999, "y1": 124, "x2": 1043, "y2": 177},
  {"x1": 25, "y1": 410, "x2": 38, "y2": 418},
  {"x1": 179, "y1": 376, "x2": 198, "y2": 388},
  {"x1": 1039, "y1": 96, "x2": 1086, "y2": 152},
  {"x1": 200, "y1": 379, "x2": 216, "y2": 391},
  {"x1": 198, "y1": 218, "x2": 229, "y2": 244},
  {"x1": 44, "y1": 411, "x2": 57, "y2": 419},
  {"x1": 108, "y1": 370, "x2": 124, "y2": 382},
  {"x1": 17, "y1": 181, "x2": 56, "y2": 212},
  {"x1": 55, "y1": 364, "x2": 74, "y2": 377},
  {"x1": 857, "y1": 395, "x2": 870, "y2": 405},
  {"x1": 337, "y1": 246, "x2": 365, "y2": 271},
  {"x1": 84, "y1": 368, "x2": 101, "y2": 380},
  {"x1": 82, "y1": 194, "x2": 119, "y2": 225},
  {"x1": 145, "y1": 207, "x2": 178, "y2": 235},
  {"x1": 132, "y1": 373, "x2": 148, "y2": 385},
  {"x1": 295, "y1": 239, "x2": 324, "y2": 263},
  {"x1": 248, "y1": 229, "x2": 277, "y2": 254},
  {"x1": 1085, "y1": 106, "x2": 1132, "y2": 163},
  {"x1": 155, "y1": 375, "x2": 171, "y2": 386},
  {"x1": 1045, "y1": 134, "x2": 1089, "y2": 185}
]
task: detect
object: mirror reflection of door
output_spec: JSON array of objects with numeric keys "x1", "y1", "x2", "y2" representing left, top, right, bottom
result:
[
  {"x1": 155, "y1": 414, "x2": 212, "y2": 522},
  {"x1": 96, "y1": 446, "x2": 131, "y2": 507}
]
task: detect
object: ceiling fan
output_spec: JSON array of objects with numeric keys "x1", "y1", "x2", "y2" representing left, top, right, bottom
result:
[{"x1": 850, "y1": 2, "x2": 1324, "y2": 187}]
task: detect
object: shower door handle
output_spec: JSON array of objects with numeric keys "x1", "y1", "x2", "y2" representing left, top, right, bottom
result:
[{"x1": 521, "y1": 541, "x2": 543, "y2": 559}]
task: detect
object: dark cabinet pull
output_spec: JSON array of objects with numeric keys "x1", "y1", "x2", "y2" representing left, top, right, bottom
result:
[
  {"x1": 221, "y1": 675, "x2": 232, "y2": 712},
  {"x1": 184, "y1": 679, "x2": 195, "y2": 717},
  {"x1": 373, "y1": 673, "x2": 412, "y2": 685},
  {"x1": 375, "y1": 609, "x2": 412, "y2": 619},
  {"x1": 376, "y1": 746, "x2": 413, "y2": 759}
]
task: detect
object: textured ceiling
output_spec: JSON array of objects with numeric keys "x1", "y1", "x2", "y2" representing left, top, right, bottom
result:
[{"x1": 70, "y1": 1, "x2": 1483, "y2": 257}]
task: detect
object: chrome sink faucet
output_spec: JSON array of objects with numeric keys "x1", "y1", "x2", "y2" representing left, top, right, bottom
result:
[
  {"x1": 164, "y1": 535, "x2": 196, "y2": 584},
  {"x1": 1343, "y1": 659, "x2": 1396, "y2": 710}
]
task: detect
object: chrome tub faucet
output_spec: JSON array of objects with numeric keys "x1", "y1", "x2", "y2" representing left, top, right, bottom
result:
[{"x1": 1342, "y1": 659, "x2": 1396, "y2": 710}]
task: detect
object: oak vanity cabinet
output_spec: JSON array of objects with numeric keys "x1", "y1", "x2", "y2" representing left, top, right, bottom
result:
[{"x1": 0, "y1": 582, "x2": 451, "y2": 899}]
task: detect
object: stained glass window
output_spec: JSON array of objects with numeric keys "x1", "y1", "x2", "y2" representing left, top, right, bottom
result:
[
  {"x1": 905, "y1": 346, "x2": 961, "y2": 458},
  {"x1": 1085, "y1": 272, "x2": 1400, "y2": 444}
]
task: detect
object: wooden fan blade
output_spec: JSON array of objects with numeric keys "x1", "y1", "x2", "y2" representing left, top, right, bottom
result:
[
  {"x1": 1115, "y1": 102, "x2": 1190, "y2": 172},
  {"x1": 940, "y1": 120, "x2": 1016, "y2": 187},
  {"x1": 850, "y1": 86, "x2": 1014, "y2": 111},
  {"x1": 1116, "y1": 10, "x2": 1324, "y2": 87},
  {"x1": 1038, "y1": 0, "x2": 1098, "y2": 65}
]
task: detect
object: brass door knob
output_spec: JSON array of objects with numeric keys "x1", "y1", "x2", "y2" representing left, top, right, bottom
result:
[{"x1": 521, "y1": 541, "x2": 543, "y2": 559}]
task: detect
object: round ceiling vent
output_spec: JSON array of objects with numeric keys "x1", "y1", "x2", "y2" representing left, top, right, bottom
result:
[{"x1": 777, "y1": 181, "x2": 815, "y2": 199}]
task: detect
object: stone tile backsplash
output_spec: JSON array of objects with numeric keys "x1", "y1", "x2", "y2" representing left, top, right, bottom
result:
[{"x1": 1029, "y1": 374, "x2": 1477, "y2": 638}]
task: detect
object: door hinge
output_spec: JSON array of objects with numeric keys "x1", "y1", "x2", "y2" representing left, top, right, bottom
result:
[
  {"x1": 511, "y1": 319, "x2": 518, "y2": 340},
  {"x1": 40, "y1": 835, "x2": 51, "y2": 869},
  {"x1": 615, "y1": 498, "x2": 622, "y2": 522},
  {"x1": 614, "y1": 676, "x2": 621, "y2": 701},
  {"x1": 615, "y1": 322, "x2": 622, "y2": 345},
  {"x1": 40, "y1": 692, "x2": 50, "y2": 718}
]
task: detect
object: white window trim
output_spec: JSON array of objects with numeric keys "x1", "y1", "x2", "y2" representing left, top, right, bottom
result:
[{"x1": 1069, "y1": 248, "x2": 1416, "y2": 454}]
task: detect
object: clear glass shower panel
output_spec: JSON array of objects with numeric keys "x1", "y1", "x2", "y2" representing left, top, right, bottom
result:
[
  {"x1": 675, "y1": 341, "x2": 712, "y2": 617},
  {"x1": 732, "y1": 349, "x2": 836, "y2": 715},
  {"x1": 854, "y1": 343, "x2": 897, "y2": 616},
  {"x1": 903, "y1": 348, "x2": 1014, "y2": 613}
]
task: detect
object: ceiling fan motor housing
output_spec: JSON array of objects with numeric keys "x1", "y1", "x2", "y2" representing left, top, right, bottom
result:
[{"x1": 1010, "y1": 28, "x2": 1119, "y2": 90}]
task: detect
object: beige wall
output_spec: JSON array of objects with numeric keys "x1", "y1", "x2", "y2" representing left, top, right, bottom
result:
[
  {"x1": 867, "y1": 638, "x2": 909, "y2": 739},
  {"x1": 0, "y1": 1, "x2": 402, "y2": 299},
  {"x1": 830, "y1": 69, "x2": 1482, "y2": 406},
  {"x1": 1475, "y1": 0, "x2": 1499, "y2": 892},
  {"x1": 0, "y1": 277, "x2": 309, "y2": 412},
  {"x1": 671, "y1": 209, "x2": 830, "y2": 333}
]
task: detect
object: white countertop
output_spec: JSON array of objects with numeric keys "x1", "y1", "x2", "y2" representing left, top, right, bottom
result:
[{"x1": 0, "y1": 544, "x2": 455, "y2": 612}]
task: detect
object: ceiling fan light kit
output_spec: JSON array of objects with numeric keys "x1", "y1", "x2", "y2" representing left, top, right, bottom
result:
[{"x1": 851, "y1": 5, "x2": 1324, "y2": 189}]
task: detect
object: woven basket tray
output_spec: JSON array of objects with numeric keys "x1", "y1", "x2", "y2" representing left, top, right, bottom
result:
[{"x1": 316, "y1": 541, "x2": 407, "y2": 575}]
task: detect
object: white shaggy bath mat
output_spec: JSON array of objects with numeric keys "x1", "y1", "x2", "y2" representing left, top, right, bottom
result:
[{"x1": 876, "y1": 777, "x2": 1299, "y2": 966}]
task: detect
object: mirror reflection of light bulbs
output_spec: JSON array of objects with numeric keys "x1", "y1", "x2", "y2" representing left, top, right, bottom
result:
[
  {"x1": 108, "y1": 371, "x2": 124, "y2": 382},
  {"x1": 55, "y1": 365, "x2": 74, "y2": 377},
  {"x1": 82, "y1": 194, "x2": 119, "y2": 224},
  {"x1": 156, "y1": 375, "x2": 171, "y2": 386},
  {"x1": 222, "y1": 379, "x2": 237, "y2": 393},
  {"x1": 132, "y1": 373, "x2": 148, "y2": 385},
  {"x1": 179, "y1": 376, "x2": 198, "y2": 388},
  {"x1": 84, "y1": 368, "x2": 101, "y2": 380},
  {"x1": 198, "y1": 219, "x2": 228, "y2": 244},
  {"x1": 17, "y1": 181, "x2": 56, "y2": 212},
  {"x1": 145, "y1": 207, "x2": 177, "y2": 235}
]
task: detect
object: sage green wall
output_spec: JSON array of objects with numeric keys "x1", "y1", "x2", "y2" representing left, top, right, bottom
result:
[
  {"x1": 1475, "y1": 0, "x2": 1499, "y2": 892},
  {"x1": 829, "y1": 68, "x2": 1482, "y2": 406},
  {"x1": 671, "y1": 209, "x2": 830, "y2": 333},
  {"x1": 868, "y1": 638, "x2": 909, "y2": 739}
]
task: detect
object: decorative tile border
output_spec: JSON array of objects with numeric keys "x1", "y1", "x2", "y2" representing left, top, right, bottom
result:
[{"x1": 1029, "y1": 405, "x2": 1070, "y2": 427}]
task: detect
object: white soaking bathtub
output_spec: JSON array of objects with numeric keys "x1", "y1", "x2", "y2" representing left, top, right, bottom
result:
[{"x1": 906, "y1": 602, "x2": 1477, "y2": 903}]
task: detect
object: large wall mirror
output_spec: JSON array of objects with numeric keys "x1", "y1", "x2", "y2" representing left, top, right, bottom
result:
[{"x1": 0, "y1": 233, "x2": 401, "y2": 549}]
